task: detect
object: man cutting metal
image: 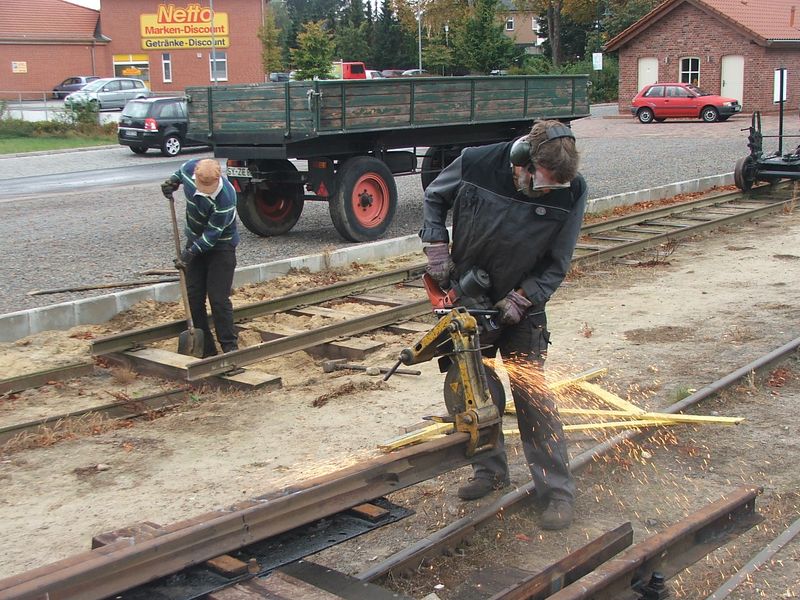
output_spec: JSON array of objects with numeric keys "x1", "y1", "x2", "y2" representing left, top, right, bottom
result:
[{"x1": 418, "y1": 120, "x2": 587, "y2": 530}]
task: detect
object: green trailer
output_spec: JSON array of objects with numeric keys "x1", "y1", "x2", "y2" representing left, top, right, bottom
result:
[{"x1": 186, "y1": 75, "x2": 590, "y2": 242}]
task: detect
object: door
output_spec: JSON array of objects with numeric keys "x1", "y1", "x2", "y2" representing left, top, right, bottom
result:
[
  {"x1": 100, "y1": 80, "x2": 123, "y2": 108},
  {"x1": 637, "y1": 57, "x2": 659, "y2": 92},
  {"x1": 665, "y1": 84, "x2": 696, "y2": 117},
  {"x1": 721, "y1": 55, "x2": 744, "y2": 105}
]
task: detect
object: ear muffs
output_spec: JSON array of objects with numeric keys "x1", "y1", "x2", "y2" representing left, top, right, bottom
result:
[{"x1": 509, "y1": 123, "x2": 576, "y2": 167}]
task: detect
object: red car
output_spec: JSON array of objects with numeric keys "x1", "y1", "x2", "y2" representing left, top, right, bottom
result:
[{"x1": 631, "y1": 82, "x2": 741, "y2": 123}]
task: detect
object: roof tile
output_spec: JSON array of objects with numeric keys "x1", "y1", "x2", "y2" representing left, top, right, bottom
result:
[{"x1": 0, "y1": 0, "x2": 100, "y2": 41}]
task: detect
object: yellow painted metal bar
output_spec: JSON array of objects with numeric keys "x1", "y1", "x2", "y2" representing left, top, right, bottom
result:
[
  {"x1": 576, "y1": 381, "x2": 646, "y2": 414},
  {"x1": 378, "y1": 421, "x2": 452, "y2": 452},
  {"x1": 502, "y1": 419, "x2": 675, "y2": 435},
  {"x1": 559, "y1": 408, "x2": 743, "y2": 425},
  {"x1": 505, "y1": 367, "x2": 608, "y2": 415}
]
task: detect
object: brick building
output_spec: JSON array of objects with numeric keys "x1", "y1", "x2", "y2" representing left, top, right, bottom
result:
[
  {"x1": 604, "y1": 0, "x2": 800, "y2": 114},
  {"x1": 1, "y1": 0, "x2": 267, "y2": 99}
]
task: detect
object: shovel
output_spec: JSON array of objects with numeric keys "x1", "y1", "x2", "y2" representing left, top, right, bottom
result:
[{"x1": 167, "y1": 193, "x2": 205, "y2": 358}]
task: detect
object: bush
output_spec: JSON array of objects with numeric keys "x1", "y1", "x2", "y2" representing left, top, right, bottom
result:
[{"x1": 515, "y1": 54, "x2": 619, "y2": 104}]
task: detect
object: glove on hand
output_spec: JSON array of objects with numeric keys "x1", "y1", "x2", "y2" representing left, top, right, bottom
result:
[
  {"x1": 494, "y1": 290, "x2": 532, "y2": 326},
  {"x1": 161, "y1": 175, "x2": 181, "y2": 199},
  {"x1": 174, "y1": 248, "x2": 195, "y2": 271},
  {"x1": 423, "y1": 243, "x2": 454, "y2": 288}
]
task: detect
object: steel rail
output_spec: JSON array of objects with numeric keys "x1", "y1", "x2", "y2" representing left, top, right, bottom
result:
[
  {"x1": 0, "y1": 388, "x2": 189, "y2": 446},
  {"x1": 0, "y1": 362, "x2": 93, "y2": 396},
  {"x1": 705, "y1": 513, "x2": 800, "y2": 599},
  {"x1": 548, "y1": 486, "x2": 762, "y2": 600},
  {"x1": 184, "y1": 299, "x2": 430, "y2": 380},
  {"x1": 573, "y1": 195, "x2": 794, "y2": 266},
  {"x1": 90, "y1": 264, "x2": 426, "y2": 356},
  {"x1": 0, "y1": 431, "x2": 482, "y2": 600},
  {"x1": 356, "y1": 335, "x2": 800, "y2": 581}
]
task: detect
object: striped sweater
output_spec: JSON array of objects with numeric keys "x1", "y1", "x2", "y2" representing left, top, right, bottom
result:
[{"x1": 173, "y1": 159, "x2": 239, "y2": 254}]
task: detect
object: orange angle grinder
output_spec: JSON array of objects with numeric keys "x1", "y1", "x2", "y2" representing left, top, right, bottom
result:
[{"x1": 422, "y1": 266, "x2": 501, "y2": 340}]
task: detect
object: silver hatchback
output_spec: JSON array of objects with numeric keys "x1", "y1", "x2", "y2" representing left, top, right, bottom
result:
[{"x1": 65, "y1": 77, "x2": 152, "y2": 110}]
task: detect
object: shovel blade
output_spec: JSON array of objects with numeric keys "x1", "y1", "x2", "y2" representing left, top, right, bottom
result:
[{"x1": 178, "y1": 328, "x2": 205, "y2": 358}]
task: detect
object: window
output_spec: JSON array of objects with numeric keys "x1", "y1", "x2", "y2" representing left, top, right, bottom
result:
[
  {"x1": 209, "y1": 51, "x2": 228, "y2": 82},
  {"x1": 104, "y1": 80, "x2": 122, "y2": 92},
  {"x1": 506, "y1": 17, "x2": 514, "y2": 31},
  {"x1": 680, "y1": 57, "x2": 700, "y2": 85},
  {"x1": 158, "y1": 101, "x2": 183, "y2": 119},
  {"x1": 644, "y1": 85, "x2": 665, "y2": 97},
  {"x1": 120, "y1": 80, "x2": 135, "y2": 90},
  {"x1": 162, "y1": 53, "x2": 172, "y2": 83}
]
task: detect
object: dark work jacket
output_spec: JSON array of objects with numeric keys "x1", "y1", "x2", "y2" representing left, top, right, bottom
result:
[{"x1": 419, "y1": 141, "x2": 587, "y2": 305}]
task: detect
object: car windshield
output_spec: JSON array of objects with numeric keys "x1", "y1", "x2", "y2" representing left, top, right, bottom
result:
[
  {"x1": 81, "y1": 79, "x2": 109, "y2": 92},
  {"x1": 687, "y1": 84, "x2": 710, "y2": 96},
  {"x1": 122, "y1": 102, "x2": 150, "y2": 118}
]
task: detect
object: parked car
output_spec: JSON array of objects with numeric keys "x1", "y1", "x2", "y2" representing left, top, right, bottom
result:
[
  {"x1": 117, "y1": 96, "x2": 207, "y2": 156},
  {"x1": 380, "y1": 69, "x2": 405, "y2": 78},
  {"x1": 366, "y1": 70, "x2": 385, "y2": 79},
  {"x1": 52, "y1": 75, "x2": 99, "y2": 99},
  {"x1": 401, "y1": 69, "x2": 429, "y2": 77},
  {"x1": 631, "y1": 82, "x2": 741, "y2": 123},
  {"x1": 269, "y1": 72, "x2": 290, "y2": 82},
  {"x1": 65, "y1": 77, "x2": 152, "y2": 110}
]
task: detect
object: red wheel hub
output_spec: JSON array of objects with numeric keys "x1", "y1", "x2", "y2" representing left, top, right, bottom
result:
[{"x1": 351, "y1": 173, "x2": 389, "y2": 227}]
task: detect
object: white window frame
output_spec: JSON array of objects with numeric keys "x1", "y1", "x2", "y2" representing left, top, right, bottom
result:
[
  {"x1": 162, "y1": 53, "x2": 172, "y2": 83},
  {"x1": 209, "y1": 51, "x2": 228, "y2": 82},
  {"x1": 680, "y1": 57, "x2": 700, "y2": 86},
  {"x1": 506, "y1": 17, "x2": 514, "y2": 31}
]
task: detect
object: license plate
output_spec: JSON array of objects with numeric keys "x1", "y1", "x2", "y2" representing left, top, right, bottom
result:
[
  {"x1": 124, "y1": 130, "x2": 138, "y2": 137},
  {"x1": 226, "y1": 166, "x2": 252, "y2": 178}
]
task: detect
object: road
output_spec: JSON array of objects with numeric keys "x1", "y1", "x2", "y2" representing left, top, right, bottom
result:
[{"x1": 0, "y1": 105, "x2": 768, "y2": 316}]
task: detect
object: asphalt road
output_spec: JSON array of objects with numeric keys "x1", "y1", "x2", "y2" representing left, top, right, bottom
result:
[{"x1": 0, "y1": 104, "x2": 774, "y2": 316}]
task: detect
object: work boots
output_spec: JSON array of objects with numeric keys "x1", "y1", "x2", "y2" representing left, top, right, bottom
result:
[
  {"x1": 457, "y1": 476, "x2": 510, "y2": 501},
  {"x1": 540, "y1": 498, "x2": 574, "y2": 530}
]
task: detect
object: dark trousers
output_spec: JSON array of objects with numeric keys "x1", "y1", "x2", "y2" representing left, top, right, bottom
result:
[
  {"x1": 472, "y1": 312, "x2": 575, "y2": 503},
  {"x1": 185, "y1": 244, "x2": 237, "y2": 356}
]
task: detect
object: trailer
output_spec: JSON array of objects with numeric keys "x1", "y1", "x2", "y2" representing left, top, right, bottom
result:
[{"x1": 186, "y1": 75, "x2": 590, "y2": 242}]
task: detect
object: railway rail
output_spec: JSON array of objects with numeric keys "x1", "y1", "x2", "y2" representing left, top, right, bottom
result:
[{"x1": 2, "y1": 335, "x2": 797, "y2": 600}]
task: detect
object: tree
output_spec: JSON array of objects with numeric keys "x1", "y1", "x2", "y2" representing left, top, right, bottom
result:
[
  {"x1": 291, "y1": 20, "x2": 336, "y2": 80},
  {"x1": 372, "y1": 1, "x2": 416, "y2": 68},
  {"x1": 258, "y1": 6, "x2": 284, "y2": 77},
  {"x1": 334, "y1": 23, "x2": 372, "y2": 63},
  {"x1": 453, "y1": 0, "x2": 517, "y2": 74}
]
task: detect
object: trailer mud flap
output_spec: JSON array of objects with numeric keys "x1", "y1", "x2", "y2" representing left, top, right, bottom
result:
[{"x1": 309, "y1": 158, "x2": 335, "y2": 198}]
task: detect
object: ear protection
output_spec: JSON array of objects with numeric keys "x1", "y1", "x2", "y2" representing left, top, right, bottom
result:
[{"x1": 509, "y1": 122, "x2": 575, "y2": 167}]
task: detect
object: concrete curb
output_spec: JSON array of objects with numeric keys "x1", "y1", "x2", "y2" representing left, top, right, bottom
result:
[{"x1": 0, "y1": 172, "x2": 734, "y2": 343}]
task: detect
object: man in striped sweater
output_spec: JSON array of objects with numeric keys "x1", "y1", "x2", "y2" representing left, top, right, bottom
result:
[{"x1": 162, "y1": 158, "x2": 240, "y2": 358}]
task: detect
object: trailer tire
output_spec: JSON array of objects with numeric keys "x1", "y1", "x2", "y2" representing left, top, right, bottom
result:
[
  {"x1": 734, "y1": 156, "x2": 756, "y2": 191},
  {"x1": 237, "y1": 160, "x2": 304, "y2": 237},
  {"x1": 421, "y1": 146, "x2": 463, "y2": 190},
  {"x1": 330, "y1": 157, "x2": 397, "y2": 242}
]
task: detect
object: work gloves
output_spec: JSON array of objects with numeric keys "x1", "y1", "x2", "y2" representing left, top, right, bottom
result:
[
  {"x1": 494, "y1": 290, "x2": 532, "y2": 326},
  {"x1": 174, "y1": 248, "x2": 195, "y2": 271},
  {"x1": 161, "y1": 175, "x2": 181, "y2": 199},
  {"x1": 423, "y1": 243, "x2": 454, "y2": 288}
]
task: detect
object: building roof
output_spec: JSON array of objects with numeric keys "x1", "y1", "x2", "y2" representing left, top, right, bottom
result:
[
  {"x1": 0, "y1": 0, "x2": 105, "y2": 43},
  {"x1": 605, "y1": 0, "x2": 800, "y2": 51}
]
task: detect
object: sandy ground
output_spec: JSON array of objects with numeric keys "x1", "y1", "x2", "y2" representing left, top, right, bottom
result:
[{"x1": 1, "y1": 205, "x2": 799, "y2": 598}]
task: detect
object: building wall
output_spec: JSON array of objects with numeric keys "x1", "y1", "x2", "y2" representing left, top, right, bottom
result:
[
  {"x1": 499, "y1": 11, "x2": 538, "y2": 45},
  {"x1": 100, "y1": 0, "x2": 266, "y2": 93},
  {"x1": 0, "y1": 43, "x2": 107, "y2": 98},
  {"x1": 617, "y1": 2, "x2": 800, "y2": 114}
]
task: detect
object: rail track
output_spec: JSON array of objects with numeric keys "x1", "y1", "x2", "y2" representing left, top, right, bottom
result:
[{"x1": 1, "y1": 181, "x2": 798, "y2": 599}]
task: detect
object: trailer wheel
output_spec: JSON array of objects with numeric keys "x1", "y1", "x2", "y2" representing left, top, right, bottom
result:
[
  {"x1": 421, "y1": 146, "x2": 463, "y2": 190},
  {"x1": 734, "y1": 156, "x2": 756, "y2": 191},
  {"x1": 237, "y1": 160, "x2": 304, "y2": 236},
  {"x1": 330, "y1": 157, "x2": 397, "y2": 242}
]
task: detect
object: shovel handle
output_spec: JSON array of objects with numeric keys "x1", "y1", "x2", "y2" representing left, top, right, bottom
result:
[{"x1": 167, "y1": 194, "x2": 196, "y2": 331}]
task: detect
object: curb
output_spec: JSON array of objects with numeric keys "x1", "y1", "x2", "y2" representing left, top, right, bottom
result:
[{"x1": 0, "y1": 172, "x2": 734, "y2": 343}]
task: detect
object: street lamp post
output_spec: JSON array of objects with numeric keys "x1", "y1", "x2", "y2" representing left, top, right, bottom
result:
[
  {"x1": 444, "y1": 22, "x2": 449, "y2": 47},
  {"x1": 210, "y1": 0, "x2": 217, "y2": 85},
  {"x1": 417, "y1": 5, "x2": 423, "y2": 72}
]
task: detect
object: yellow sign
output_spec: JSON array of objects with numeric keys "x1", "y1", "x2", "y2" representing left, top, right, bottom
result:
[
  {"x1": 11, "y1": 61, "x2": 27, "y2": 74},
  {"x1": 122, "y1": 66, "x2": 142, "y2": 76},
  {"x1": 142, "y1": 37, "x2": 229, "y2": 50},
  {"x1": 141, "y1": 4, "x2": 229, "y2": 38}
]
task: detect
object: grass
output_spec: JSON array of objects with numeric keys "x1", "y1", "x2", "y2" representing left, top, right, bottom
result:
[{"x1": 0, "y1": 135, "x2": 116, "y2": 154}]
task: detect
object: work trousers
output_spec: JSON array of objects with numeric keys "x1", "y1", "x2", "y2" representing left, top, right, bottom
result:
[
  {"x1": 185, "y1": 244, "x2": 238, "y2": 357},
  {"x1": 472, "y1": 311, "x2": 575, "y2": 503}
]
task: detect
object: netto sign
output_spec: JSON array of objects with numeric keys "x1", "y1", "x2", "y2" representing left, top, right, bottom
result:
[{"x1": 140, "y1": 3, "x2": 230, "y2": 50}]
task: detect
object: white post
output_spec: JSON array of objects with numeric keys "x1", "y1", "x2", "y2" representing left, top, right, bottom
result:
[
  {"x1": 210, "y1": 0, "x2": 217, "y2": 85},
  {"x1": 417, "y1": 5, "x2": 422, "y2": 72}
]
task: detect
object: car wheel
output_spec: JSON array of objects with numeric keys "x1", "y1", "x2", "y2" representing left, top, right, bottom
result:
[
  {"x1": 129, "y1": 146, "x2": 148, "y2": 155},
  {"x1": 161, "y1": 135, "x2": 182, "y2": 157},
  {"x1": 701, "y1": 106, "x2": 719, "y2": 122},
  {"x1": 637, "y1": 108, "x2": 654, "y2": 124}
]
